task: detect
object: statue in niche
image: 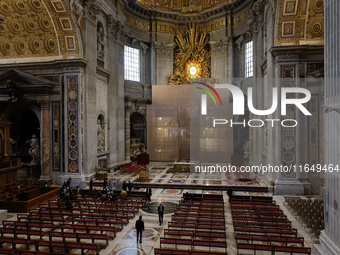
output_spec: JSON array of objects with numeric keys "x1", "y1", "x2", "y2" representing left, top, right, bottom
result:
[
  {"x1": 69, "y1": 0, "x2": 84, "y2": 25},
  {"x1": 97, "y1": 24, "x2": 105, "y2": 60},
  {"x1": 97, "y1": 119, "x2": 105, "y2": 153},
  {"x1": 26, "y1": 135, "x2": 39, "y2": 164}
]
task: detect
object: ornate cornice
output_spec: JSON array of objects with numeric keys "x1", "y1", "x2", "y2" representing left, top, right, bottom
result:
[{"x1": 123, "y1": 0, "x2": 251, "y2": 23}]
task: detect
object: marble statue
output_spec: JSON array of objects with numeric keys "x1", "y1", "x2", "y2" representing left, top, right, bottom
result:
[
  {"x1": 69, "y1": 0, "x2": 84, "y2": 25},
  {"x1": 97, "y1": 119, "x2": 105, "y2": 153},
  {"x1": 26, "y1": 135, "x2": 39, "y2": 164}
]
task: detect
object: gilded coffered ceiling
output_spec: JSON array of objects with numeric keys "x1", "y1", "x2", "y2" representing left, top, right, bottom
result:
[
  {"x1": 277, "y1": 0, "x2": 324, "y2": 46},
  {"x1": 135, "y1": 0, "x2": 234, "y2": 14},
  {"x1": 0, "y1": 0, "x2": 81, "y2": 61}
]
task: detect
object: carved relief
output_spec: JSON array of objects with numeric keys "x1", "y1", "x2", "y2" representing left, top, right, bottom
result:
[
  {"x1": 83, "y1": 0, "x2": 100, "y2": 23},
  {"x1": 154, "y1": 42, "x2": 173, "y2": 59},
  {"x1": 249, "y1": 0, "x2": 265, "y2": 33},
  {"x1": 69, "y1": 0, "x2": 84, "y2": 25},
  {"x1": 210, "y1": 39, "x2": 228, "y2": 54}
]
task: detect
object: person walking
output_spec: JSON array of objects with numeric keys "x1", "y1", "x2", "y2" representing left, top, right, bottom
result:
[
  {"x1": 128, "y1": 181, "x2": 133, "y2": 192},
  {"x1": 135, "y1": 215, "x2": 144, "y2": 244},
  {"x1": 146, "y1": 187, "x2": 152, "y2": 203},
  {"x1": 122, "y1": 181, "x2": 127, "y2": 191},
  {"x1": 89, "y1": 178, "x2": 93, "y2": 192},
  {"x1": 103, "y1": 176, "x2": 108, "y2": 190},
  {"x1": 157, "y1": 202, "x2": 164, "y2": 225}
]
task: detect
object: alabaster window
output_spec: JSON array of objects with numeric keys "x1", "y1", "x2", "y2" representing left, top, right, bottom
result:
[
  {"x1": 124, "y1": 45, "x2": 140, "y2": 82},
  {"x1": 245, "y1": 41, "x2": 253, "y2": 78}
]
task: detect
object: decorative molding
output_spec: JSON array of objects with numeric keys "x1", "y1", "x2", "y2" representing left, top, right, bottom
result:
[
  {"x1": 154, "y1": 42, "x2": 173, "y2": 59},
  {"x1": 249, "y1": 0, "x2": 265, "y2": 33},
  {"x1": 83, "y1": 0, "x2": 100, "y2": 23},
  {"x1": 210, "y1": 39, "x2": 229, "y2": 54},
  {"x1": 39, "y1": 100, "x2": 50, "y2": 109},
  {"x1": 324, "y1": 106, "x2": 340, "y2": 114}
]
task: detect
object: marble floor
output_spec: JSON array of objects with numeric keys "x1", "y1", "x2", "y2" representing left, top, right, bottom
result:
[{"x1": 93, "y1": 162, "x2": 318, "y2": 255}]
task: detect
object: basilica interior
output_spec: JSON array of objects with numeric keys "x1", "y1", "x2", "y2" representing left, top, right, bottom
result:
[{"x1": 0, "y1": 0, "x2": 339, "y2": 254}]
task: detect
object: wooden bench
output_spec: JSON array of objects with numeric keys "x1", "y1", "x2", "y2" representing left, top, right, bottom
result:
[
  {"x1": 151, "y1": 249, "x2": 229, "y2": 255},
  {"x1": 233, "y1": 220, "x2": 292, "y2": 229},
  {"x1": 172, "y1": 216, "x2": 225, "y2": 225},
  {"x1": 35, "y1": 240, "x2": 105, "y2": 255},
  {"x1": 174, "y1": 211, "x2": 225, "y2": 218},
  {"x1": 0, "y1": 228, "x2": 45, "y2": 239},
  {"x1": 0, "y1": 237, "x2": 34, "y2": 250},
  {"x1": 232, "y1": 214, "x2": 288, "y2": 222},
  {"x1": 49, "y1": 231, "x2": 113, "y2": 245},
  {"x1": 164, "y1": 229, "x2": 226, "y2": 239},
  {"x1": 235, "y1": 234, "x2": 304, "y2": 246},
  {"x1": 3, "y1": 221, "x2": 55, "y2": 231},
  {"x1": 59, "y1": 223, "x2": 116, "y2": 234},
  {"x1": 234, "y1": 226, "x2": 298, "y2": 237},
  {"x1": 236, "y1": 243, "x2": 311, "y2": 255},
  {"x1": 168, "y1": 222, "x2": 225, "y2": 231}
]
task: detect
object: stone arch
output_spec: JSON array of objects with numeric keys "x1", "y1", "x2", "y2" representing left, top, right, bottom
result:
[
  {"x1": 130, "y1": 110, "x2": 147, "y2": 147},
  {"x1": 97, "y1": 113, "x2": 105, "y2": 153},
  {"x1": 2, "y1": 102, "x2": 41, "y2": 163}
]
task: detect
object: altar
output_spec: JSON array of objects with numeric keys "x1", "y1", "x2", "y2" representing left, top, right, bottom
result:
[{"x1": 173, "y1": 161, "x2": 194, "y2": 173}]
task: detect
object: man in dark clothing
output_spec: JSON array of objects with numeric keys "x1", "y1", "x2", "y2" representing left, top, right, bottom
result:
[
  {"x1": 157, "y1": 202, "x2": 164, "y2": 225},
  {"x1": 103, "y1": 177, "x2": 107, "y2": 190},
  {"x1": 128, "y1": 181, "x2": 132, "y2": 192},
  {"x1": 62, "y1": 181, "x2": 67, "y2": 189},
  {"x1": 66, "y1": 177, "x2": 72, "y2": 188},
  {"x1": 135, "y1": 215, "x2": 144, "y2": 244},
  {"x1": 146, "y1": 187, "x2": 152, "y2": 203},
  {"x1": 89, "y1": 178, "x2": 93, "y2": 192},
  {"x1": 122, "y1": 181, "x2": 127, "y2": 191}
]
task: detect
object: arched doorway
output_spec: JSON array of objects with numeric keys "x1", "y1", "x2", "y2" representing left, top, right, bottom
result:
[
  {"x1": 7, "y1": 106, "x2": 40, "y2": 164},
  {"x1": 130, "y1": 112, "x2": 146, "y2": 147}
]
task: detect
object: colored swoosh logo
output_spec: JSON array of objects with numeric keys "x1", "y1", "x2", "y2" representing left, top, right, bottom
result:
[{"x1": 195, "y1": 82, "x2": 223, "y2": 106}]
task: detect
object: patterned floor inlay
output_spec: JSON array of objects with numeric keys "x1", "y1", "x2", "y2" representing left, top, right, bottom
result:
[{"x1": 110, "y1": 244, "x2": 153, "y2": 255}]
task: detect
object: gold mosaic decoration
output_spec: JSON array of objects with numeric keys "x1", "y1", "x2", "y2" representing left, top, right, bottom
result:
[
  {"x1": 136, "y1": 0, "x2": 232, "y2": 14},
  {"x1": 277, "y1": 0, "x2": 324, "y2": 46},
  {"x1": 0, "y1": 0, "x2": 81, "y2": 59},
  {"x1": 169, "y1": 23, "x2": 211, "y2": 85}
]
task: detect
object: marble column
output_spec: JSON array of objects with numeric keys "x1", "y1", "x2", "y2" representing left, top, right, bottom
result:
[
  {"x1": 39, "y1": 100, "x2": 51, "y2": 181},
  {"x1": 314, "y1": 0, "x2": 340, "y2": 254}
]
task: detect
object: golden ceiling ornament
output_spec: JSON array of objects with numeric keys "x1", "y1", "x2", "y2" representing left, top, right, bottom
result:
[{"x1": 168, "y1": 23, "x2": 211, "y2": 85}]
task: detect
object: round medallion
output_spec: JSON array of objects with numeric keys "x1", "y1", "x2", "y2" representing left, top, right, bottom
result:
[
  {"x1": 68, "y1": 100, "x2": 77, "y2": 111},
  {"x1": 0, "y1": 3, "x2": 10, "y2": 13},
  {"x1": 24, "y1": 20, "x2": 36, "y2": 32},
  {"x1": 69, "y1": 139, "x2": 77, "y2": 148},
  {"x1": 69, "y1": 78, "x2": 77, "y2": 89},
  {"x1": 315, "y1": 0, "x2": 324, "y2": 9},
  {"x1": 10, "y1": 22, "x2": 20, "y2": 34},
  {"x1": 283, "y1": 151, "x2": 295, "y2": 164},
  {"x1": 69, "y1": 113, "x2": 77, "y2": 122},
  {"x1": 69, "y1": 150, "x2": 78, "y2": 160},
  {"x1": 312, "y1": 22, "x2": 323, "y2": 36},
  {"x1": 41, "y1": 19, "x2": 50, "y2": 29}
]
